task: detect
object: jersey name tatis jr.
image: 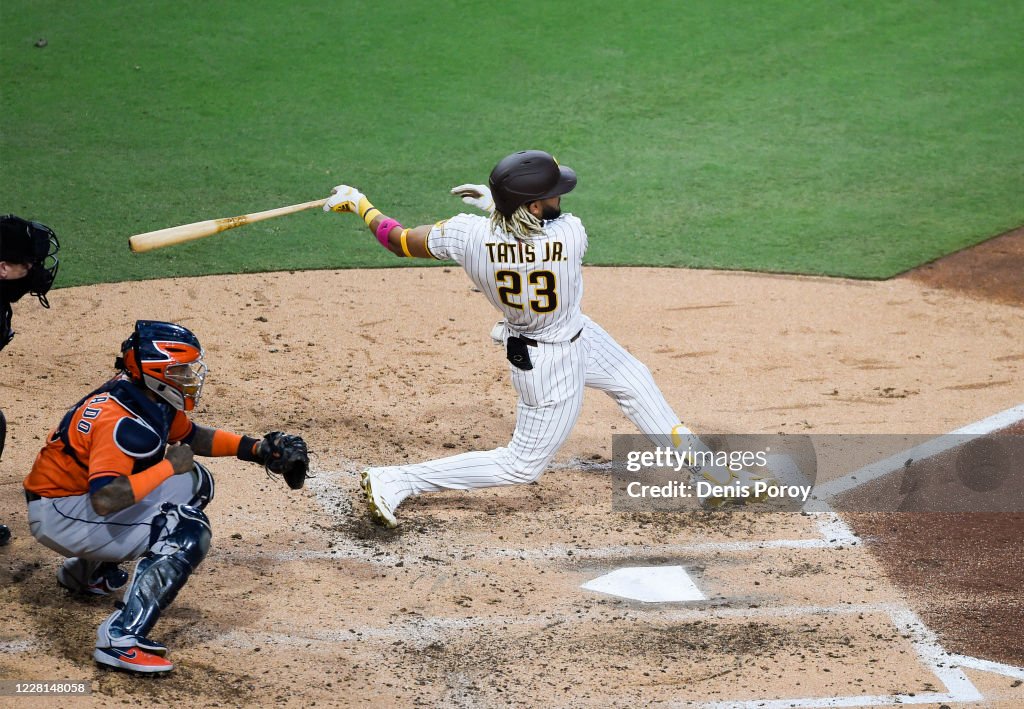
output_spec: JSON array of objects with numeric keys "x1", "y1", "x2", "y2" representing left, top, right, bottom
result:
[{"x1": 485, "y1": 241, "x2": 565, "y2": 263}]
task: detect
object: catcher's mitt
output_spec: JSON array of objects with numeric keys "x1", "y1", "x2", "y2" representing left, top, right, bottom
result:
[{"x1": 259, "y1": 432, "x2": 309, "y2": 489}]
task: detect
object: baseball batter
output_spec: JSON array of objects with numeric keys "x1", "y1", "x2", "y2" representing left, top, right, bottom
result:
[
  {"x1": 324, "y1": 150, "x2": 773, "y2": 527},
  {"x1": 23, "y1": 320, "x2": 308, "y2": 673}
]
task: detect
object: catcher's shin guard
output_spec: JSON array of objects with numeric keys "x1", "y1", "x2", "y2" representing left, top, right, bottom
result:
[
  {"x1": 0, "y1": 407, "x2": 6, "y2": 460},
  {"x1": 107, "y1": 503, "x2": 211, "y2": 641}
]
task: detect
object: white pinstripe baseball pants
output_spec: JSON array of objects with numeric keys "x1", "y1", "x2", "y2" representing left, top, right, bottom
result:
[{"x1": 369, "y1": 316, "x2": 706, "y2": 511}]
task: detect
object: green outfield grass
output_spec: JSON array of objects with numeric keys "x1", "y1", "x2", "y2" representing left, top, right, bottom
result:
[{"x1": 2, "y1": 0, "x2": 1022, "y2": 285}]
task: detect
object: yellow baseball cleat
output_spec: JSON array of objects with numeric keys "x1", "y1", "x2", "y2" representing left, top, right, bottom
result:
[{"x1": 360, "y1": 470, "x2": 398, "y2": 528}]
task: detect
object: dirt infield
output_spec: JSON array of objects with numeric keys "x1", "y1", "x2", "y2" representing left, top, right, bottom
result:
[
  {"x1": 1, "y1": 257, "x2": 1021, "y2": 707},
  {"x1": 903, "y1": 225, "x2": 1024, "y2": 305}
]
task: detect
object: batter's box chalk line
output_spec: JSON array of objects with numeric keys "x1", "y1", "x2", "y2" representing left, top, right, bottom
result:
[
  {"x1": 699, "y1": 604, "x2": 992, "y2": 709},
  {"x1": 704, "y1": 403, "x2": 1023, "y2": 709},
  {"x1": 806, "y1": 401, "x2": 1024, "y2": 509},
  {"x1": 304, "y1": 408, "x2": 1024, "y2": 707}
]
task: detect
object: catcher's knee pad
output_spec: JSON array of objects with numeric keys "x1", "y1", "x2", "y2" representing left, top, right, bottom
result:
[
  {"x1": 116, "y1": 504, "x2": 211, "y2": 639},
  {"x1": 188, "y1": 461, "x2": 215, "y2": 510},
  {"x1": 147, "y1": 503, "x2": 211, "y2": 568}
]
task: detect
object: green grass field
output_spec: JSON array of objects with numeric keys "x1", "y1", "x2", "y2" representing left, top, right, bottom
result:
[{"x1": 2, "y1": 1, "x2": 1022, "y2": 286}]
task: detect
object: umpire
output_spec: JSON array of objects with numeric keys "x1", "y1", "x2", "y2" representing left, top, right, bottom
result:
[{"x1": 1, "y1": 214, "x2": 60, "y2": 546}]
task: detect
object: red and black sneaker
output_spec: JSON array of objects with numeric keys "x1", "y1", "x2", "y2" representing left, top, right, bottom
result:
[
  {"x1": 95, "y1": 614, "x2": 172, "y2": 672},
  {"x1": 93, "y1": 645, "x2": 173, "y2": 673},
  {"x1": 87, "y1": 563, "x2": 130, "y2": 595}
]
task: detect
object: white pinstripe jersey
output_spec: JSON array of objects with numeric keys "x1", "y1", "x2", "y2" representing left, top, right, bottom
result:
[{"x1": 427, "y1": 213, "x2": 587, "y2": 342}]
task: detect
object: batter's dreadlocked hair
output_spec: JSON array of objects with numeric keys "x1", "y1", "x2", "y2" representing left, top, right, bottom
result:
[{"x1": 490, "y1": 205, "x2": 545, "y2": 240}]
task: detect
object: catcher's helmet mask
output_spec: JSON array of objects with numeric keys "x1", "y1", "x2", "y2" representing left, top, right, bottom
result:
[
  {"x1": 488, "y1": 150, "x2": 577, "y2": 217},
  {"x1": 117, "y1": 320, "x2": 208, "y2": 411}
]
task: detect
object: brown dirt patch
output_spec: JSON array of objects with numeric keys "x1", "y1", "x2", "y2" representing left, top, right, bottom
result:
[
  {"x1": 1, "y1": 266, "x2": 1022, "y2": 706},
  {"x1": 834, "y1": 425, "x2": 1024, "y2": 667},
  {"x1": 866, "y1": 227, "x2": 1024, "y2": 671},
  {"x1": 901, "y1": 225, "x2": 1024, "y2": 305},
  {"x1": 848, "y1": 511, "x2": 1024, "y2": 667}
]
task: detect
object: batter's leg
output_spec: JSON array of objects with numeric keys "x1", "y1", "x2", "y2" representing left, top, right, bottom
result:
[
  {"x1": 581, "y1": 318, "x2": 777, "y2": 503},
  {"x1": 580, "y1": 317, "x2": 684, "y2": 446},
  {"x1": 367, "y1": 338, "x2": 587, "y2": 514}
]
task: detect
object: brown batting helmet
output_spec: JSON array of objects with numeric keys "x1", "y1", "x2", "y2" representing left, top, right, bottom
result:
[{"x1": 488, "y1": 150, "x2": 577, "y2": 217}]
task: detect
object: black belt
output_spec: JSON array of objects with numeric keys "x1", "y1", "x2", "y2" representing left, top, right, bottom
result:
[
  {"x1": 25, "y1": 490, "x2": 42, "y2": 503},
  {"x1": 520, "y1": 328, "x2": 583, "y2": 347}
]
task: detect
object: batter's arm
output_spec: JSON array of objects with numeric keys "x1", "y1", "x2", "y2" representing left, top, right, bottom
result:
[
  {"x1": 322, "y1": 185, "x2": 437, "y2": 259},
  {"x1": 371, "y1": 220, "x2": 434, "y2": 259}
]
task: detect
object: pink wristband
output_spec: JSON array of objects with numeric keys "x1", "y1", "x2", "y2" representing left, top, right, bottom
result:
[{"x1": 375, "y1": 218, "x2": 402, "y2": 247}]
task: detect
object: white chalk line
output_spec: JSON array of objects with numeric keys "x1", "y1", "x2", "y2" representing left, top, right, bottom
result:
[
  {"x1": 808, "y1": 402, "x2": 1024, "y2": 505},
  {"x1": 701, "y1": 692, "x2": 969, "y2": 709},
  {"x1": 219, "y1": 534, "x2": 854, "y2": 568},
  {"x1": 495, "y1": 535, "x2": 853, "y2": 560},
  {"x1": 6, "y1": 604, "x2": 881, "y2": 654},
  {"x1": 699, "y1": 609, "x2": 1024, "y2": 709},
  {"x1": 0, "y1": 639, "x2": 37, "y2": 654},
  {"x1": 181, "y1": 602, "x2": 1020, "y2": 708},
  {"x1": 205, "y1": 603, "x2": 908, "y2": 649},
  {"x1": 700, "y1": 603, "x2": 992, "y2": 709},
  {"x1": 296, "y1": 466, "x2": 851, "y2": 568},
  {"x1": 771, "y1": 404, "x2": 1024, "y2": 709},
  {"x1": 5, "y1": 416, "x2": 1020, "y2": 705},
  {"x1": 799, "y1": 510, "x2": 980, "y2": 708},
  {"x1": 815, "y1": 511, "x2": 862, "y2": 546},
  {"x1": 947, "y1": 653, "x2": 1024, "y2": 681},
  {"x1": 888, "y1": 605, "x2": 983, "y2": 702},
  {"x1": 302, "y1": 407, "x2": 1024, "y2": 707}
]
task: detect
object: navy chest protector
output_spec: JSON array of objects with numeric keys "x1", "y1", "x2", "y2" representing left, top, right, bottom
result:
[{"x1": 55, "y1": 379, "x2": 184, "y2": 474}]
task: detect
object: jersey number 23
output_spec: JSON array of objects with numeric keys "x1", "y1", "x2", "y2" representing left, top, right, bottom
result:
[{"x1": 495, "y1": 270, "x2": 558, "y2": 313}]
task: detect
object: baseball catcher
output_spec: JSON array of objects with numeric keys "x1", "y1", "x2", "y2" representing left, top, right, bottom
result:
[
  {"x1": 323, "y1": 150, "x2": 776, "y2": 528},
  {"x1": 22, "y1": 320, "x2": 308, "y2": 673}
]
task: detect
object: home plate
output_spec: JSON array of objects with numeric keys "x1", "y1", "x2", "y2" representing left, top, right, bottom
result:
[{"x1": 581, "y1": 566, "x2": 705, "y2": 602}]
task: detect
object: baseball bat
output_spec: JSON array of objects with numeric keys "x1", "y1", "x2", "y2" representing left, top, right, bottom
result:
[{"x1": 128, "y1": 198, "x2": 328, "y2": 253}]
